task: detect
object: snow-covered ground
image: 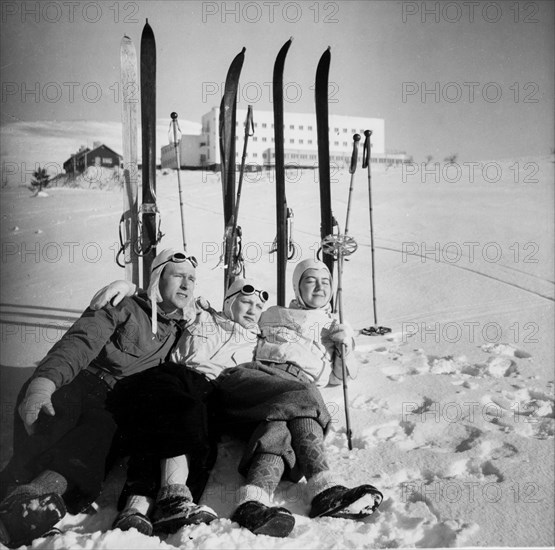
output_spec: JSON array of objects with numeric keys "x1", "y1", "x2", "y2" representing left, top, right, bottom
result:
[{"x1": 0, "y1": 156, "x2": 553, "y2": 548}]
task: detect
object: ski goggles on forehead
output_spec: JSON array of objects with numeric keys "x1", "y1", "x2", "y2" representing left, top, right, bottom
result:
[
  {"x1": 226, "y1": 284, "x2": 269, "y2": 303},
  {"x1": 152, "y1": 252, "x2": 198, "y2": 271}
]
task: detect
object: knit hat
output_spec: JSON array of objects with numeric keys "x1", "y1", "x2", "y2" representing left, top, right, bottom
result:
[
  {"x1": 147, "y1": 248, "x2": 196, "y2": 333},
  {"x1": 223, "y1": 277, "x2": 261, "y2": 321},
  {"x1": 292, "y1": 259, "x2": 333, "y2": 309}
]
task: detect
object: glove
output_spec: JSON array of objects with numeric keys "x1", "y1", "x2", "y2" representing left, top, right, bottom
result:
[
  {"x1": 328, "y1": 321, "x2": 355, "y2": 351},
  {"x1": 18, "y1": 377, "x2": 56, "y2": 435},
  {"x1": 90, "y1": 280, "x2": 137, "y2": 310},
  {"x1": 196, "y1": 296, "x2": 211, "y2": 311}
]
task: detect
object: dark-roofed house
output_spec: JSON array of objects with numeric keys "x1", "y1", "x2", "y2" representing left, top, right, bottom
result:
[{"x1": 63, "y1": 142, "x2": 122, "y2": 174}]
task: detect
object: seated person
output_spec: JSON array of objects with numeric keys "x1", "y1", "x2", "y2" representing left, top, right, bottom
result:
[
  {"x1": 0, "y1": 248, "x2": 197, "y2": 548},
  {"x1": 216, "y1": 259, "x2": 383, "y2": 538}
]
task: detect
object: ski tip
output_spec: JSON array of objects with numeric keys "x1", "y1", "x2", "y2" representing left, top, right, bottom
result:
[
  {"x1": 353, "y1": 133, "x2": 361, "y2": 142},
  {"x1": 241, "y1": 46, "x2": 246, "y2": 54},
  {"x1": 364, "y1": 129, "x2": 372, "y2": 137},
  {"x1": 171, "y1": 112, "x2": 178, "y2": 120},
  {"x1": 289, "y1": 36, "x2": 294, "y2": 43},
  {"x1": 327, "y1": 45, "x2": 331, "y2": 52}
]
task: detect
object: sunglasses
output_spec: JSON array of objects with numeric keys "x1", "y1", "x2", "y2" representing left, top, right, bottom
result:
[
  {"x1": 226, "y1": 284, "x2": 269, "y2": 303},
  {"x1": 152, "y1": 252, "x2": 198, "y2": 271}
]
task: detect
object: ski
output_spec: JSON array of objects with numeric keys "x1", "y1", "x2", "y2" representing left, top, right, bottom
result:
[
  {"x1": 273, "y1": 38, "x2": 293, "y2": 306},
  {"x1": 219, "y1": 47, "x2": 246, "y2": 291},
  {"x1": 140, "y1": 19, "x2": 160, "y2": 287},
  {"x1": 315, "y1": 47, "x2": 335, "y2": 277},
  {"x1": 119, "y1": 35, "x2": 139, "y2": 285}
]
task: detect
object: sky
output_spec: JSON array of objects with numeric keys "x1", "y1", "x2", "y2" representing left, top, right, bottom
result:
[{"x1": 0, "y1": 0, "x2": 554, "y2": 179}]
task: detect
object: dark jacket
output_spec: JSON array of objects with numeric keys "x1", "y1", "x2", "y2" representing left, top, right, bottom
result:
[{"x1": 33, "y1": 292, "x2": 184, "y2": 388}]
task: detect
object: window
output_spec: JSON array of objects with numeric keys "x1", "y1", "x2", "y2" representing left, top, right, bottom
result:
[
  {"x1": 334, "y1": 128, "x2": 339, "y2": 133},
  {"x1": 343, "y1": 128, "x2": 348, "y2": 133},
  {"x1": 262, "y1": 123, "x2": 267, "y2": 128},
  {"x1": 102, "y1": 157, "x2": 113, "y2": 164},
  {"x1": 262, "y1": 137, "x2": 267, "y2": 142},
  {"x1": 289, "y1": 124, "x2": 294, "y2": 130},
  {"x1": 334, "y1": 141, "x2": 339, "y2": 146},
  {"x1": 253, "y1": 153, "x2": 258, "y2": 158},
  {"x1": 299, "y1": 139, "x2": 303, "y2": 144},
  {"x1": 308, "y1": 125, "x2": 313, "y2": 131},
  {"x1": 308, "y1": 139, "x2": 312, "y2": 145},
  {"x1": 290, "y1": 139, "x2": 295, "y2": 144},
  {"x1": 299, "y1": 125, "x2": 304, "y2": 130},
  {"x1": 343, "y1": 142, "x2": 348, "y2": 147},
  {"x1": 253, "y1": 137, "x2": 258, "y2": 142}
]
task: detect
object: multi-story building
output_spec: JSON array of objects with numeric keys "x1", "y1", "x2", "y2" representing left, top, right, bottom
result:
[{"x1": 161, "y1": 108, "x2": 409, "y2": 171}]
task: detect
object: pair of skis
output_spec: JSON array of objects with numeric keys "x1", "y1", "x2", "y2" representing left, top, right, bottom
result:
[
  {"x1": 119, "y1": 20, "x2": 161, "y2": 289},
  {"x1": 219, "y1": 47, "x2": 251, "y2": 293}
]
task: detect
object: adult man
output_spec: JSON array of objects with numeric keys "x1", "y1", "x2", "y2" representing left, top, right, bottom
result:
[{"x1": 0, "y1": 248, "x2": 197, "y2": 547}]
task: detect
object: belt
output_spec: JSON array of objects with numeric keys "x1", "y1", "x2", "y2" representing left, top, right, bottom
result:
[
  {"x1": 260, "y1": 361, "x2": 313, "y2": 385},
  {"x1": 84, "y1": 366, "x2": 119, "y2": 389}
]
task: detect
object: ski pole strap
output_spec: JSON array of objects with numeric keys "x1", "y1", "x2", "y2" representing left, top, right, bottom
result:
[
  {"x1": 286, "y1": 208, "x2": 296, "y2": 260},
  {"x1": 245, "y1": 105, "x2": 254, "y2": 137},
  {"x1": 362, "y1": 129, "x2": 372, "y2": 169},
  {"x1": 349, "y1": 133, "x2": 361, "y2": 174},
  {"x1": 115, "y1": 214, "x2": 126, "y2": 268}
]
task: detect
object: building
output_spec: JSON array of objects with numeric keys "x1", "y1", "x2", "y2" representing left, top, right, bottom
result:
[
  {"x1": 161, "y1": 108, "x2": 409, "y2": 171},
  {"x1": 63, "y1": 142, "x2": 122, "y2": 175}
]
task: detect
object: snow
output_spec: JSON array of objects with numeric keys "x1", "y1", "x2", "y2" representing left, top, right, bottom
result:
[{"x1": 0, "y1": 156, "x2": 554, "y2": 548}]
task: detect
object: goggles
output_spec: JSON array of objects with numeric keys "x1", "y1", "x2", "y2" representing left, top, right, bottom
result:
[
  {"x1": 226, "y1": 284, "x2": 269, "y2": 303},
  {"x1": 152, "y1": 252, "x2": 198, "y2": 271}
]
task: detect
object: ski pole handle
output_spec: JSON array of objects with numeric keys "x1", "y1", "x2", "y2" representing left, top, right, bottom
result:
[
  {"x1": 362, "y1": 129, "x2": 372, "y2": 169},
  {"x1": 349, "y1": 133, "x2": 361, "y2": 174},
  {"x1": 170, "y1": 111, "x2": 182, "y2": 145}
]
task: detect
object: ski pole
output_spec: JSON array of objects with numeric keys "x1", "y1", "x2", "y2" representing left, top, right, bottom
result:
[
  {"x1": 224, "y1": 105, "x2": 254, "y2": 290},
  {"x1": 337, "y1": 133, "x2": 360, "y2": 451},
  {"x1": 362, "y1": 130, "x2": 391, "y2": 336},
  {"x1": 336, "y1": 260, "x2": 353, "y2": 450},
  {"x1": 169, "y1": 112, "x2": 187, "y2": 251},
  {"x1": 344, "y1": 133, "x2": 361, "y2": 237},
  {"x1": 322, "y1": 133, "x2": 360, "y2": 450},
  {"x1": 233, "y1": 105, "x2": 254, "y2": 230}
]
